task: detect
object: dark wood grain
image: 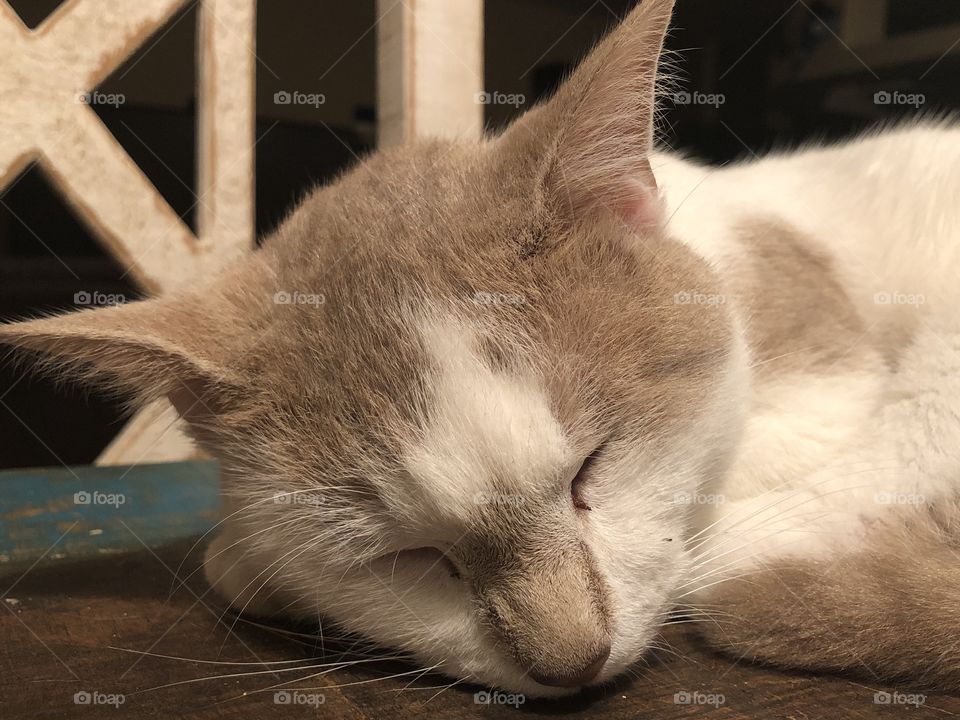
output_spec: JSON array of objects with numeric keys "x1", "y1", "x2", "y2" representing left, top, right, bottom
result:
[{"x1": 0, "y1": 542, "x2": 957, "y2": 719}]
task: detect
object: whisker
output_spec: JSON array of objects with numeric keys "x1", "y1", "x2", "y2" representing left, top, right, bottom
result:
[{"x1": 129, "y1": 656, "x2": 402, "y2": 694}]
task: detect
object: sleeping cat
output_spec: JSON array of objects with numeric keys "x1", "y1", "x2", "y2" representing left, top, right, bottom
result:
[{"x1": 3, "y1": 0, "x2": 960, "y2": 697}]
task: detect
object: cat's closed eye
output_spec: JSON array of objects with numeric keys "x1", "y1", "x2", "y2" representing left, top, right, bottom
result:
[{"x1": 376, "y1": 546, "x2": 461, "y2": 579}]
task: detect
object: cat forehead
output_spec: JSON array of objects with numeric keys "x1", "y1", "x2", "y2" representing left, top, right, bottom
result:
[{"x1": 397, "y1": 312, "x2": 575, "y2": 517}]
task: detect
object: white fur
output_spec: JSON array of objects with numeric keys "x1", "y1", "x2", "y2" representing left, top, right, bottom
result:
[
  {"x1": 657, "y1": 123, "x2": 960, "y2": 573},
  {"x1": 400, "y1": 314, "x2": 573, "y2": 519}
]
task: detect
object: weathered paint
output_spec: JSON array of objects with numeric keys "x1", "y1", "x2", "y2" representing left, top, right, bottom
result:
[{"x1": 0, "y1": 460, "x2": 219, "y2": 566}]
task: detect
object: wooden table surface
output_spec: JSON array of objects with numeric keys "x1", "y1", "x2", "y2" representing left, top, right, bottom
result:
[{"x1": 1, "y1": 540, "x2": 957, "y2": 719}]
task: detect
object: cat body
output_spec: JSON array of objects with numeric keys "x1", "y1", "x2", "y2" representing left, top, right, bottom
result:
[
  {"x1": 659, "y1": 125, "x2": 960, "y2": 563},
  {"x1": 658, "y1": 128, "x2": 960, "y2": 682},
  {"x1": 3, "y1": 0, "x2": 960, "y2": 697}
]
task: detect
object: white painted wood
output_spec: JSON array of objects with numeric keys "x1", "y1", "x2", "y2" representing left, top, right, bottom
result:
[
  {"x1": 98, "y1": 398, "x2": 204, "y2": 466},
  {"x1": 0, "y1": 0, "x2": 200, "y2": 293},
  {"x1": 197, "y1": 0, "x2": 257, "y2": 263},
  {"x1": 98, "y1": 0, "x2": 258, "y2": 465},
  {"x1": 377, "y1": 0, "x2": 485, "y2": 147},
  {"x1": 0, "y1": 0, "x2": 257, "y2": 465}
]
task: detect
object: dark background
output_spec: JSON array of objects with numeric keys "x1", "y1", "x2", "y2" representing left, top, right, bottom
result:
[{"x1": 1, "y1": 0, "x2": 957, "y2": 468}]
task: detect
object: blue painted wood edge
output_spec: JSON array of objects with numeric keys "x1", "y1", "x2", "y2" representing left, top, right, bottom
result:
[{"x1": 0, "y1": 460, "x2": 220, "y2": 566}]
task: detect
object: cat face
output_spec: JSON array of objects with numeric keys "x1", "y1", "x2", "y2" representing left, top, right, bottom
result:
[
  {"x1": 196, "y1": 138, "x2": 744, "y2": 695},
  {"x1": 0, "y1": 0, "x2": 749, "y2": 696}
]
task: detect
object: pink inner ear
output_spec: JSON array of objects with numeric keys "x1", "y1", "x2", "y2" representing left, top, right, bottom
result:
[{"x1": 613, "y1": 174, "x2": 665, "y2": 234}]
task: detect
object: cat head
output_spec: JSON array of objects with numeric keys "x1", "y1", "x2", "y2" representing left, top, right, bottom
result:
[{"x1": 0, "y1": 0, "x2": 748, "y2": 696}]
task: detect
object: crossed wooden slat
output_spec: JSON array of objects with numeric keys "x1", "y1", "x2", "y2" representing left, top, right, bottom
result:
[
  {"x1": 0, "y1": 0, "x2": 255, "y2": 292},
  {"x1": 0, "y1": 0, "x2": 256, "y2": 464},
  {"x1": 2, "y1": 0, "x2": 483, "y2": 466}
]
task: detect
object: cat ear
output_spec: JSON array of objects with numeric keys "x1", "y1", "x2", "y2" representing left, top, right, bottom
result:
[
  {"x1": 499, "y1": 0, "x2": 674, "y2": 231},
  {"x1": 0, "y1": 295, "x2": 246, "y2": 420}
]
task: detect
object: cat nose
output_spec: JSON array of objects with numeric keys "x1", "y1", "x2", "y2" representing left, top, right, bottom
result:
[{"x1": 528, "y1": 642, "x2": 611, "y2": 688}]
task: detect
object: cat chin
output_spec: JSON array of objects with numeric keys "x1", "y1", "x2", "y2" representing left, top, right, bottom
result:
[
  {"x1": 449, "y1": 662, "x2": 606, "y2": 699},
  {"x1": 202, "y1": 530, "x2": 279, "y2": 617},
  {"x1": 448, "y1": 647, "x2": 644, "y2": 699}
]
